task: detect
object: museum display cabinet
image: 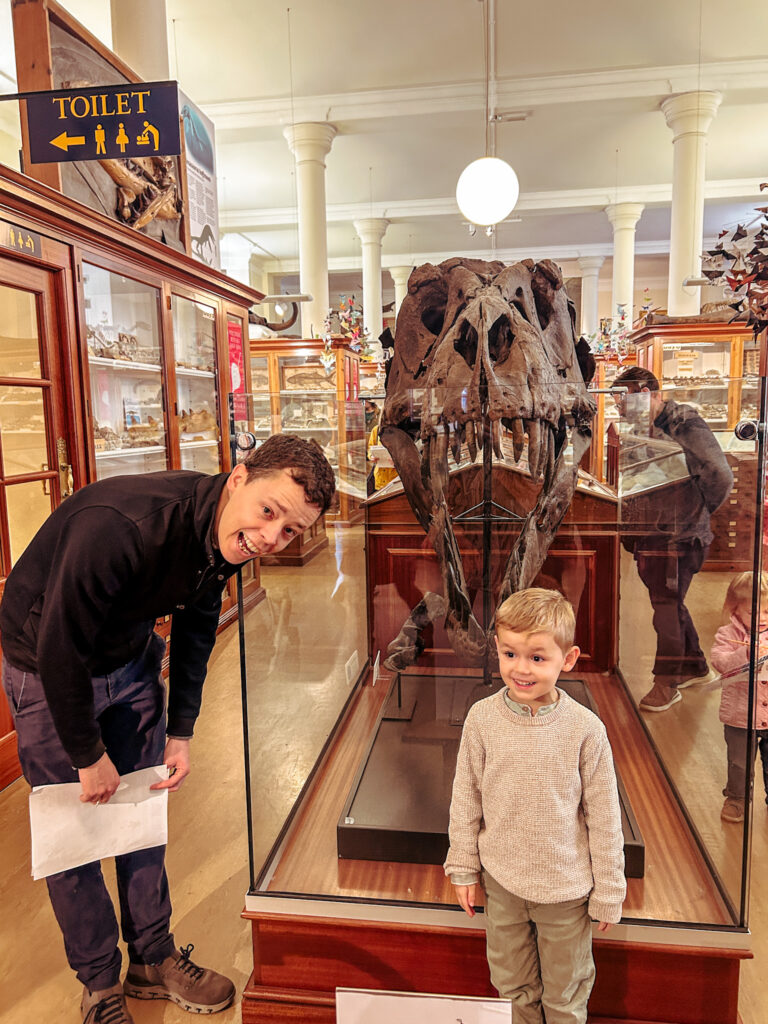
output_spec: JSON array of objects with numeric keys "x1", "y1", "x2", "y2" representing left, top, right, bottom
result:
[
  {"x1": 358, "y1": 360, "x2": 387, "y2": 401},
  {"x1": 0, "y1": 162, "x2": 263, "y2": 789},
  {"x1": 249, "y1": 337, "x2": 368, "y2": 532},
  {"x1": 631, "y1": 321, "x2": 758, "y2": 432},
  {"x1": 235, "y1": 381, "x2": 765, "y2": 1023}
]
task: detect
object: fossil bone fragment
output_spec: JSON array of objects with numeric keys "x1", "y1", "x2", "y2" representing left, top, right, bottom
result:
[{"x1": 380, "y1": 257, "x2": 596, "y2": 671}]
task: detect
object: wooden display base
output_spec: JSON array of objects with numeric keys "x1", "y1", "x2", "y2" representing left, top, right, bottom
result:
[
  {"x1": 241, "y1": 916, "x2": 745, "y2": 1024},
  {"x1": 241, "y1": 668, "x2": 750, "y2": 1024}
]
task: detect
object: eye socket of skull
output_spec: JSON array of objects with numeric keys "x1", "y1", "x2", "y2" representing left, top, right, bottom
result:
[
  {"x1": 488, "y1": 315, "x2": 514, "y2": 363},
  {"x1": 420, "y1": 303, "x2": 447, "y2": 335}
]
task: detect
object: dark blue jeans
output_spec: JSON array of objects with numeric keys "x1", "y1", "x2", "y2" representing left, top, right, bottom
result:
[
  {"x1": 2, "y1": 632, "x2": 175, "y2": 990},
  {"x1": 634, "y1": 539, "x2": 709, "y2": 682}
]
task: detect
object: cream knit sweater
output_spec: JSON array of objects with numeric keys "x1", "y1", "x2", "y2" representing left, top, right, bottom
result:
[{"x1": 444, "y1": 688, "x2": 626, "y2": 924}]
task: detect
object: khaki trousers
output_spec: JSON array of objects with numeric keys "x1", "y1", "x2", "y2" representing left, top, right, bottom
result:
[{"x1": 483, "y1": 871, "x2": 595, "y2": 1024}]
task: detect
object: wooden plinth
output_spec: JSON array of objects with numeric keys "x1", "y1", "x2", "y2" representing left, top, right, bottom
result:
[
  {"x1": 240, "y1": 664, "x2": 750, "y2": 1023},
  {"x1": 241, "y1": 915, "x2": 745, "y2": 1024}
]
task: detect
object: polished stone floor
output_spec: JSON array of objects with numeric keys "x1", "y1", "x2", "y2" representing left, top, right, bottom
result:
[{"x1": 0, "y1": 525, "x2": 766, "y2": 1022}]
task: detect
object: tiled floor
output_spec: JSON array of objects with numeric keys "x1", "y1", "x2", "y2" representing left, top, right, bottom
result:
[{"x1": 0, "y1": 527, "x2": 765, "y2": 1022}]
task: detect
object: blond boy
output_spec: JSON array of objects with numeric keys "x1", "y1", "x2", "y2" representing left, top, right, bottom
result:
[{"x1": 444, "y1": 588, "x2": 625, "y2": 1024}]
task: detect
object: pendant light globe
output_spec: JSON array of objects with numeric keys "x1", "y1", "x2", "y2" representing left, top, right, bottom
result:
[{"x1": 456, "y1": 156, "x2": 520, "y2": 227}]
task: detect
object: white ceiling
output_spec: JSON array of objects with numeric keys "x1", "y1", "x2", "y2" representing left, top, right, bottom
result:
[{"x1": 2, "y1": 0, "x2": 767, "y2": 308}]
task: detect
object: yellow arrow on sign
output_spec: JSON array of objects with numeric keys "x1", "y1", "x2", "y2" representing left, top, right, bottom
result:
[{"x1": 50, "y1": 131, "x2": 86, "y2": 152}]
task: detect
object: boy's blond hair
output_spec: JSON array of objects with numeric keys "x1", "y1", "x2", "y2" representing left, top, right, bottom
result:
[
  {"x1": 723, "y1": 571, "x2": 768, "y2": 619},
  {"x1": 495, "y1": 587, "x2": 576, "y2": 653}
]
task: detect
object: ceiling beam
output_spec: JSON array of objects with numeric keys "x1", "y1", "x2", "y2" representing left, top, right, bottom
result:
[
  {"x1": 246, "y1": 237, "x2": 700, "y2": 275},
  {"x1": 219, "y1": 179, "x2": 764, "y2": 231},
  {"x1": 203, "y1": 59, "x2": 768, "y2": 130}
]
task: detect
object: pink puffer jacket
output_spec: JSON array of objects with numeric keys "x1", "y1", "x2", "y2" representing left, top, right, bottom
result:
[{"x1": 711, "y1": 615, "x2": 768, "y2": 729}]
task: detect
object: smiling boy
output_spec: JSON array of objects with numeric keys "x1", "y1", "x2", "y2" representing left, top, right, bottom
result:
[
  {"x1": 0, "y1": 434, "x2": 334, "y2": 1024},
  {"x1": 444, "y1": 588, "x2": 625, "y2": 1024}
]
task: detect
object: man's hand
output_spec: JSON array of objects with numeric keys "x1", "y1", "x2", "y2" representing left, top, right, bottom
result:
[
  {"x1": 79, "y1": 751, "x2": 120, "y2": 804},
  {"x1": 150, "y1": 738, "x2": 191, "y2": 793},
  {"x1": 597, "y1": 921, "x2": 614, "y2": 933},
  {"x1": 455, "y1": 883, "x2": 478, "y2": 918}
]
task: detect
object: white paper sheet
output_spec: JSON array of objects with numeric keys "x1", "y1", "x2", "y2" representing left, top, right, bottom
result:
[
  {"x1": 29, "y1": 765, "x2": 169, "y2": 880},
  {"x1": 336, "y1": 988, "x2": 513, "y2": 1023}
]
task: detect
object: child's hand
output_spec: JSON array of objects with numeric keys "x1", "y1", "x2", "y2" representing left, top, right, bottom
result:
[
  {"x1": 455, "y1": 883, "x2": 478, "y2": 917},
  {"x1": 597, "y1": 921, "x2": 613, "y2": 933}
]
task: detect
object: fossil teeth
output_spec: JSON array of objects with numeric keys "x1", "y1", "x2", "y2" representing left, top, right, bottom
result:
[
  {"x1": 466, "y1": 420, "x2": 478, "y2": 462},
  {"x1": 511, "y1": 418, "x2": 525, "y2": 463},
  {"x1": 525, "y1": 419, "x2": 540, "y2": 480},
  {"x1": 543, "y1": 425, "x2": 556, "y2": 488},
  {"x1": 536, "y1": 423, "x2": 549, "y2": 479},
  {"x1": 437, "y1": 424, "x2": 449, "y2": 467},
  {"x1": 491, "y1": 419, "x2": 502, "y2": 459},
  {"x1": 450, "y1": 423, "x2": 462, "y2": 465}
]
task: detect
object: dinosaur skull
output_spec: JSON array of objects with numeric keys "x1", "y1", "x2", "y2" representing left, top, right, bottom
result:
[{"x1": 380, "y1": 257, "x2": 596, "y2": 670}]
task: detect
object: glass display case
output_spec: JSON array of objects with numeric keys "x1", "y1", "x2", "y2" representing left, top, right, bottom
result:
[
  {"x1": 235, "y1": 380, "x2": 762, "y2": 1024},
  {"x1": 171, "y1": 294, "x2": 222, "y2": 475},
  {"x1": 83, "y1": 263, "x2": 167, "y2": 480}
]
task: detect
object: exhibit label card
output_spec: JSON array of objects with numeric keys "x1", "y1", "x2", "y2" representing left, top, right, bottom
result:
[{"x1": 336, "y1": 988, "x2": 513, "y2": 1023}]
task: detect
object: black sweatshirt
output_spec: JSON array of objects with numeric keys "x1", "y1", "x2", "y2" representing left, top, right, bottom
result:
[{"x1": 0, "y1": 471, "x2": 240, "y2": 768}]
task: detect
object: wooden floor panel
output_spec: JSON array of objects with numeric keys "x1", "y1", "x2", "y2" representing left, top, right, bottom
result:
[{"x1": 265, "y1": 669, "x2": 730, "y2": 925}]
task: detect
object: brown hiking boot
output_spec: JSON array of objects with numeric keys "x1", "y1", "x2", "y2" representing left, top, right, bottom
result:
[
  {"x1": 639, "y1": 681, "x2": 682, "y2": 712},
  {"x1": 81, "y1": 984, "x2": 135, "y2": 1024},
  {"x1": 123, "y1": 943, "x2": 235, "y2": 1014}
]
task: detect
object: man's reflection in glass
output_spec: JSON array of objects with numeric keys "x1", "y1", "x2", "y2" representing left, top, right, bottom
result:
[{"x1": 611, "y1": 367, "x2": 733, "y2": 712}]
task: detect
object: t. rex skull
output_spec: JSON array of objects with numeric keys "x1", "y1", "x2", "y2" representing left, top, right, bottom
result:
[{"x1": 379, "y1": 256, "x2": 596, "y2": 670}]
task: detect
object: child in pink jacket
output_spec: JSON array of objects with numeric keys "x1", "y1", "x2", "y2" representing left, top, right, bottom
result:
[{"x1": 710, "y1": 571, "x2": 768, "y2": 823}]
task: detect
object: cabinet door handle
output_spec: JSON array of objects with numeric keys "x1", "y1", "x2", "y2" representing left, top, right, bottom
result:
[
  {"x1": 56, "y1": 438, "x2": 74, "y2": 499},
  {"x1": 41, "y1": 463, "x2": 50, "y2": 496}
]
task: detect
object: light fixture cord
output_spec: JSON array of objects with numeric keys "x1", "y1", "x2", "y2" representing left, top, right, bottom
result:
[
  {"x1": 483, "y1": 0, "x2": 490, "y2": 158},
  {"x1": 286, "y1": 7, "x2": 300, "y2": 287}
]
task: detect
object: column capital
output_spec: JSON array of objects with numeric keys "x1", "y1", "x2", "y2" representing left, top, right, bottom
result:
[
  {"x1": 661, "y1": 91, "x2": 722, "y2": 141},
  {"x1": 605, "y1": 202, "x2": 645, "y2": 232},
  {"x1": 577, "y1": 255, "x2": 605, "y2": 275},
  {"x1": 283, "y1": 122, "x2": 337, "y2": 163},
  {"x1": 354, "y1": 218, "x2": 390, "y2": 245},
  {"x1": 388, "y1": 264, "x2": 413, "y2": 286}
]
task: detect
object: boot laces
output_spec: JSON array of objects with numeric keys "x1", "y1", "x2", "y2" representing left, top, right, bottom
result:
[
  {"x1": 94, "y1": 993, "x2": 130, "y2": 1024},
  {"x1": 177, "y1": 943, "x2": 205, "y2": 981}
]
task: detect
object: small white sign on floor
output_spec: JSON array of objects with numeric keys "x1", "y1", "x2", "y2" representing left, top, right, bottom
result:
[{"x1": 336, "y1": 987, "x2": 513, "y2": 1023}]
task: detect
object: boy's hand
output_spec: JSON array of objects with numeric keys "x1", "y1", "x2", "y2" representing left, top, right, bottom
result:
[
  {"x1": 597, "y1": 921, "x2": 613, "y2": 933},
  {"x1": 455, "y1": 883, "x2": 478, "y2": 917}
]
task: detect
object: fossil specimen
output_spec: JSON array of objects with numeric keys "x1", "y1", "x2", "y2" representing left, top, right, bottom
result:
[{"x1": 379, "y1": 257, "x2": 596, "y2": 671}]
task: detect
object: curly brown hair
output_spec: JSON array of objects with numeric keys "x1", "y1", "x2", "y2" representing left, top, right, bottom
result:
[{"x1": 243, "y1": 434, "x2": 336, "y2": 513}]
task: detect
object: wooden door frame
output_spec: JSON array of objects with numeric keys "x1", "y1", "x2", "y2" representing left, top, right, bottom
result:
[{"x1": 0, "y1": 244, "x2": 81, "y2": 791}]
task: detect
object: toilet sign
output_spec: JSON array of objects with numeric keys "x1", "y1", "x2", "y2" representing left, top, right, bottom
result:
[{"x1": 24, "y1": 80, "x2": 181, "y2": 164}]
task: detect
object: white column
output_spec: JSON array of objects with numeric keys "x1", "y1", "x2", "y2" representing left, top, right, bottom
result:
[
  {"x1": 605, "y1": 203, "x2": 644, "y2": 327},
  {"x1": 388, "y1": 265, "x2": 412, "y2": 323},
  {"x1": 354, "y1": 217, "x2": 389, "y2": 343},
  {"x1": 662, "y1": 91, "x2": 721, "y2": 316},
  {"x1": 111, "y1": 0, "x2": 170, "y2": 80},
  {"x1": 577, "y1": 256, "x2": 604, "y2": 337},
  {"x1": 283, "y1": 123, "x2": 337, "y2": 337}
]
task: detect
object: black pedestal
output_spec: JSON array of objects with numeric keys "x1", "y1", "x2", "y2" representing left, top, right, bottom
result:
[{"x1": 337, "y1": 673, "x2": 645, "y2": 877}]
